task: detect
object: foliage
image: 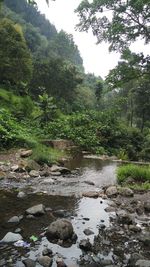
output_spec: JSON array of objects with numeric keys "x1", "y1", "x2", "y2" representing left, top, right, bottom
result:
[
  {"x1": 31, "y1": 144, "x2": 63, "y2": 165},
  {"x1": 76, "y1": 0, "x2": 150, "y2": 52},
  {"x1": 117, "y1": 164, "x2": 150, "y2": 184},
  {"x1": 0, "y1": 88, "x2": 35, "y2": 119},
  {"x1": 0, "y1": 18, "x2": 32, "y2": 88}
]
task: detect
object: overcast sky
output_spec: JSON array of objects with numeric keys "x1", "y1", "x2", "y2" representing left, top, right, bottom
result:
[{"x1": 36, "y1": 0, "x2": 149, "y2": 79}]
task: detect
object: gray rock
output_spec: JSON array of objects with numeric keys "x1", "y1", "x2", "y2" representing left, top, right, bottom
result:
[
  {"x1": 83, "y1": 229, "x2": 94, "y2": 236},
  {"x1": 20, "y1": 150, "x2": 32, "y2": 158},
  {"x1": 42, "y1": 178, "x2": 55, "y2": 184},
  {"x1": 82, "y1": 191, "x2": 99, "y2": 198},
  {"x1": 38, "y1": 256, "x2": 53, "y2": 267},
  {"x1": 144, "y1": 201, "x2": 150, "y2": 212},
  {"x1": 119, "y1": 187, "x2": 134, "y2": 197},
  {"x1": 79, "y1": 239, "x2": 92, "y2": 251},
  {"x1": 22, "y1": 258, "x2": 36, "y2": 267},
  {"x1": 50, "y1": 165, "x2": 71, "y2": 174},
  {"x1": 46, "y1": 219, "x2": 74, "y2": 241},
  {"x1": 26, "y1": 204, "x2": 45, "y2": 216},
  {"x1": 7, "y1": 216, "x2": 20, "y2": 223},
  {"x1": 1, "y1": 232, "x2": 22, "y2": 243},
  {"x1": 135, "y1": 260, "x2": 150, "y2": 267},
  {"x1": 17, "y1": 191, "x2": 26, "y2": 198},
  {"x1": 29, "y1": 170, "x2": 40, "y2": 177},
  {"x1": 128, "y1": 253, "x2": 144, "y2": 266},
  {"x1": 129, "y1": 225, "x2": 141, "y2": 232},
  {"x1": 42, "y1": 248, "x2": 53, "y2": 256},
  {"x1": 116, "y1": 210, "x2": 134, "y2": 224},
  {"x1": 14, "y1": 228, "x2": 22, "y2": 233},
  {"x1": 106, "y1": 186, "x2": 118, "y2": 197}
]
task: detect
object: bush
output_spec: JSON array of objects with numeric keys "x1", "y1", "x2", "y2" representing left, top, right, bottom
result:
[
  {"x1": 117, "y1": 164, "x2": 150, "y2": 184},
  {"x1": 31, "y1": 144, "x2": 64, "y2": 165}
]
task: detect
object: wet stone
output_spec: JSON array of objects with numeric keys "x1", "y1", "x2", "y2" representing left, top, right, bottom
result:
[
  {"x1": 22, "y1": 258, "x2": 36, "y2": 267},
  {"x1": 7, "y1": 215, "x2": 20, "y2": 223},
  {"x1": 79, "y1": 239, "x2": 92, "y2": 251},
  {"x1": 26, "y1": 204, "x2": 45, "y2": 216},
  {"x1": 42, "y1": 248, "x2": 53, "y2": 257},
  {"x1": 83, "y1": 229, "x2": 94, "y2": 236},
  {"x1": 38, "y1": 256, "x2": 53, "y2": 267}
]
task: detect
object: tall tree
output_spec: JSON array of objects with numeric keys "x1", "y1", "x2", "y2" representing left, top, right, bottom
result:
[
  {"x1": 76, "y1": 0, "x2": 150, "y2": 52},
  {"x1": 0, "y1": 18, "x2": 32, "y2": 89}
]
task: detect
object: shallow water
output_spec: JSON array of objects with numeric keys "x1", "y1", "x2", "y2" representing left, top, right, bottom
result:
[
  {"x1": 32, "y1": 158, "x2": 117, "y2": 196},
  {"x1": 0, "y1": 157, "x2": 118, "y2": 266}
]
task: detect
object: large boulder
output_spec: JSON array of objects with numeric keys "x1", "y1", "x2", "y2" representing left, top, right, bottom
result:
[
  {"x1": 50, "y1": 165, "x2": 71, "y2": 174},
  {"x1": 26, "y1": 204, "x2": 45, "y2": 216},
  {"x1": 20, "y1": 150, "x2": 32, "y2": 158},
  {"x1": 46, "y1": 219, "x2": 74, "y2": 241},
  {"x1": 119, "y1": 187, "x2": 134, "y2": 197}
]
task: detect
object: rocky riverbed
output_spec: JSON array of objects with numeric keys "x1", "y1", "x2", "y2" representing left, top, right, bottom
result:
[{"x1": 0, "y1": 150, "x2": 150, "y2": 267}]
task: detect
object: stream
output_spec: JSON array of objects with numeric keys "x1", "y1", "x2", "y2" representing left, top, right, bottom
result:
[{"x1": 0, "y1": 155, "x2": 149, "y2": 267}]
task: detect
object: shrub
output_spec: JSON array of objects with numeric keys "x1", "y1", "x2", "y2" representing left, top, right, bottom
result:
[{"x1": 31, "y1": 144, "x2": 64, "y2": 165}]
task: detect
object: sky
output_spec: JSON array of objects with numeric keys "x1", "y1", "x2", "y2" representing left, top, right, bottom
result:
[{"x1": 36, "y1": 0, "x2": 149, "y2": 79}]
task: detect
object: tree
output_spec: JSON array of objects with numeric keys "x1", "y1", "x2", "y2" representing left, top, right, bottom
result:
[
  {"x1": 76, "y1": 0, "x2": 150, "y2": 52},
  {"x1": 0, "y1": 18, "x2": 32, "y2": 89},
  {"x1": 106, "y1": 50, "x2": 150, "y2": 131}
]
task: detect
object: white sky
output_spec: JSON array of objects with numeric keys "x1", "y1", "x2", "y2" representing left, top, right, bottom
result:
[{"x1": 36, "y1": 0, "x2": 149, "y2": 79}]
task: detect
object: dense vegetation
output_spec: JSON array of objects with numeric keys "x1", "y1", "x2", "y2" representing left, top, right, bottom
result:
[{"x1": 0, "y1": 0, "x2": 150, "y2": 163}]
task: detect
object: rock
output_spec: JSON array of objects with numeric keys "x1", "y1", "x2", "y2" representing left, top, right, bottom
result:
[
  {"x1": 7, "y1": 216, "x2": 20, "y2": 223},
  {"x1": 17, "y1": 191, "x2": 26, "y2": 198},
  {"x1": 1, "y1": 232, "x2": 22, "y2": 243},
  {"x1": 0, "y1": 171, "x2": 6, "y2": 179},
  {"x1": 46, "y1": 219, "x2": 74, "y2": 241},
  {"x1": 14, "y1": 228, "x2": 22, "y2": 233},
  {"x1": 106, "y1": 186, "x2": 118, "y2": 197},
  {"x1": 25, "y1": 160, "x2": 41, "y2": 171},
  {"x1": 50, "y1": 165, "x2": 71, "y2": 174},
  {"x1": 129, "y1": 225, "x2": 141, "y2": 232},
  {"x1": 116, "y1": 210, "x2": 134, "y2": 224},
  {"x1": 105, "y1": 206, "x2": 116, "y2": 212},
  {"x1": 79, "y1": 239, "x2": 92, "y2": 251},
  {"x1": 38, "y1": 256, "x2": 53, "y2": 267},
  {"x1": 144, "y1": 201, "x2": 150, "y2": 212},
  {"x1": 22, "y1": 258, "x2": 36, "y2": 267},
  {"x1": 26, "y1": 204, "x2": 45, "y2": 216},
  {"x1": 128, "y1": 253, "x2": 145, "y2": 266},
  {"x1": 56, "y1": 258, "x2": 68, "y2": 267},
  {"x1": 82, "y1": 191, "x2": 99, "y2": 198},
  {"x1": 53, "y1": 210, "x2": 67, "y2": 218},
  {"x1": 11, "y1": 165, "x2": 21, "y2": 172},
  {"x1": 20, "y1": 150, "x2": 32, "y2": 158},
  {"x1": 26, "y1": 215, "x2": 35, "y2": 219},
  {"x1": 84, "y1": 181, "x2": 95, "y2": 186},
  {"x1": 135, "y1": 260, "x2": 150, "y2": 267},
  {"x1": 29, "y1": 170, "x2": 40, "y2": 177},
  {"x1": 119, "y1": 187, "x2": 134, "y2": 197},
  {"x1": 139, "y1": 233, "x2": 150, "y2": 246},
  {"x1": 83, "y1": 229, "x2": 94, "y2": 236},
  {"x1": 42, "y1": 248, "x2": 53, "y2": 256}
]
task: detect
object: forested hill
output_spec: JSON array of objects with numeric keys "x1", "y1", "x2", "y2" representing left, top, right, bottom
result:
[{"x1": 2, "y1": 0, "x2": 83, "y2": 67}]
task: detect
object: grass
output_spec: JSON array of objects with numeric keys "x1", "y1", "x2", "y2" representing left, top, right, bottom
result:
[
  {"x1": 117, "y1": 164, "x2": 150, "y2": 184},
  {"x1": 31, "y1": 144, "x2": 65, "y2": 165}
]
